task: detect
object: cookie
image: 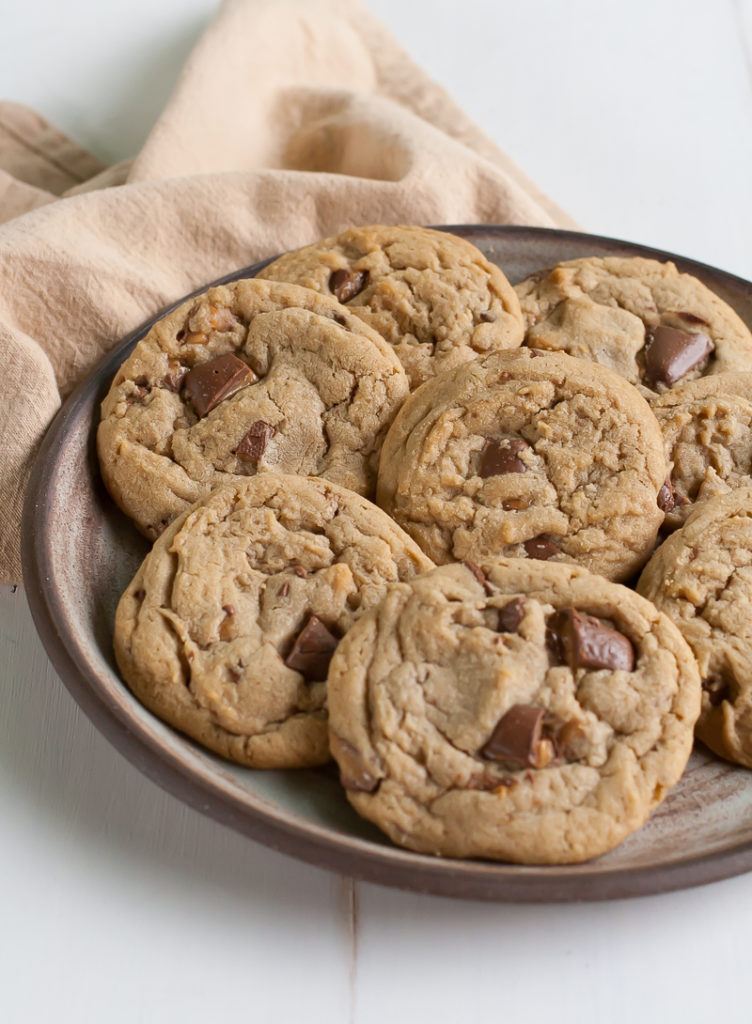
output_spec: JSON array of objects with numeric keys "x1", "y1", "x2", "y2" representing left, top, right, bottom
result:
[
  {"x1": 637, "y1": 486, "x2": 752, "y2": 769},
  {"x1": 376, "y1": 348, "x2": 667, "y2": 582},
  {"x1": 515, "y1": 256, "x2": 752, "y2": 392},
  {"x1": 114, "y1": 474, "x2": 434, "y2": 769},
  {"x1": 256, "y1": 224, "x2": 524, "y2": 389},
  {"x1": 327, "y1": 559, "x2": 700, "y2": 864},
  {"x1": 98, "y1": 278, "x2": 408, "y2": 538},
  {"x1": 651, "y1": 373, "x2": 752, "y2": 529}
]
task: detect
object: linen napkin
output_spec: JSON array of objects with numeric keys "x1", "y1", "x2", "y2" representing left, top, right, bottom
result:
[{"x1": 0, "y1": 0, "x2": 573, "y2": 583}]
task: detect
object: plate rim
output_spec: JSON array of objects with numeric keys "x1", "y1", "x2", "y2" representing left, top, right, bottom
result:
[{"x1": 21, "y1": 223, "x2": 752, "y2": 902}]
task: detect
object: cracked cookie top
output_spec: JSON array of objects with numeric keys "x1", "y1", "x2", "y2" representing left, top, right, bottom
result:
[
  {"x1": 376, "y1": 348, "x2": 667, "y2": 582},
  {"x1": 637, "y1": 486, "x2": 752, "y2": 769},
  {"x1": 98, "y1": 278, "x2": 408, "y2": 538},
  {"x1": 114, "y1": 474, "x2": 434, "y2": 769},
  {"x1": 327, "y1": 559, "x2": 700, "y2": 864},
  {"x1": 256, "y1": 224, "x2": 524, "y2": 389},
  {"x1": 515, "y1": 256, "x2": 752, "y2": 393},
  {"x1": 650, "y1": 374, "x2": 752, "y2": 530}
]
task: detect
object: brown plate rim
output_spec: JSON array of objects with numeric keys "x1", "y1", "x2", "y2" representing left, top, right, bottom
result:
[{"x1": 21, "y1": 224, "x2": 752, "y2": 903}]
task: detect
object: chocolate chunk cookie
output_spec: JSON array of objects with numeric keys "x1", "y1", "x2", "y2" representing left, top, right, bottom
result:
[
  {"x1": 376, "y1": 348, "x2": 667, "y2": 581},
  {"x1": 651, "y1": 373, "x2": 752, "y2": 529},
  {"x1": 327, "y1": 559, "x2": 700, "y2": 863},
  {"x1": 114, "y1": 474, "x2": 434, "y2": 769},
  {"x1": 637, "y1": 486, "x2": 752, "y2": 769},
  {"x1": 256, "y1": 225, "x2": 524, "y2": 389},
  {"x1": 98, "y1": 279, "x2": 408, "y2": 538},
  {"x1": 516, "y1": 257, "x2": 752, "y2": 392}
]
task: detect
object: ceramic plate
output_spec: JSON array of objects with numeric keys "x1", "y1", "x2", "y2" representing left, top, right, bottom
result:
[{"x1": 22, "y1": 225, "x2": 752, "y2": 901}]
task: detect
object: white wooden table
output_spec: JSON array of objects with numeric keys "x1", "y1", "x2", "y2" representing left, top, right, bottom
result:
[{"x1": 2, "y1": 2, "x2": 752, "y2": 1021}]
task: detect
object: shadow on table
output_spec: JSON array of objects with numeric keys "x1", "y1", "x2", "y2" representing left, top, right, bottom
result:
[{"x1": 1, "y1": 588, "x2": 341, "y2": 922}]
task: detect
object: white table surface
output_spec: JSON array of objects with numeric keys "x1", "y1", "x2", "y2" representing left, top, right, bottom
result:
[{"x1": 2, "y1": 1, "x2": 752, "y2": 1021}]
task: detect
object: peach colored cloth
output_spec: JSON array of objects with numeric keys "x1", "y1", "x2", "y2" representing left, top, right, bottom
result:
[{"x1": 0, "y1": 0, "x2": 571, "y2": 583}]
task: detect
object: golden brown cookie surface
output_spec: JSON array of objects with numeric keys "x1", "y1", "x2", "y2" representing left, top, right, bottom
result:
[
  {"x1": 98, "y1": 278, "x2": 408, "y2": 538},
  {"x1": 114, "y1": 474, "x2": 433, "y2": 769},
  {"x1": 638, "y1": 486, "x2": 752, "y2": 769},
  {"x1": 258, "y1": 224, "x2": 524, "y2": 389},
  {"x1": 516, "y1": 257, "x2": 752, "y2": 392},
  {"x1": 377, "y1": 348, "x2": 667, "y2": 582},
  {"x1": 328, "y1": 560, "x2": 700, "y2": 864}
]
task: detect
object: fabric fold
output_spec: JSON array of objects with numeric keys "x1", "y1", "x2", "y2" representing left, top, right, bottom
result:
[{"x1": 0, "y1": 0, "x2": 570, "y2": 582}]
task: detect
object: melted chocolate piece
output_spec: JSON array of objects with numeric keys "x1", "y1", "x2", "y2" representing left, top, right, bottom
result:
[
  {"x1": 668, "y1": 310, "x2": 710, "y2": 327},
  {"x1": 524, "y1": 536, "x2": 563, "y2": 560},
  {"x1": 479, "y1": 438, "x2": 530, "y2": 477},
  {"x1": 329, "y1": 268, "x2": 369, "y2": 303},
  {"x1": 126, "y1": 384, "x2": 150, "y2": 405},
  {"x1": 284, "y1": 615, "x2": 339, "y2": 682},
  {"x1": 184, "y1": 354, "x2": 257, "y2": 417},
  {"x1": 463, "y1": 559, "x2": 494, "y2": 594},
  {"x1": 497, "y1": 597, "x2": 526, "y2": 634},
  {"x1": 644, "y1": 326, "x2": 713, "y2": 389},
  {"x1": 549, "y1": 607, "x2": 635, "y2": 672},
  {"x1": 481, "y1": 705, "x2": 548, "y2": 767},
  {"x1": 236, "y1": 420, "x2": 275, "y2": 460},
  {"x1": 478, "y1": 311, "x2": 496, "y2": 323},
  {"x1": 163, "y1": 364, "x2": 188, "y2": 392},
  {"x1": 657, "y1": 477, "x2": 677, "y2": 513},
  {"x1": 330, "y1": 733, "x2": 380, "y2": 793}
]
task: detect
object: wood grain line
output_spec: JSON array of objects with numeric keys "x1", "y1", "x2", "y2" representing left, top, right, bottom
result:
[{"x1": 340, "y1": 876, "x2": 359, "y2": 1024}]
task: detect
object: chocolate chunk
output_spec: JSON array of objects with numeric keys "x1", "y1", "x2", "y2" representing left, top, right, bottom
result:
[
  {"x1": 480, "y1": 437, "x2": 530, "y2": 477},
  {"x1": 478, "y1": 311, "x2": 496, "y2": 323},
  {"x1": 284, "y1": 615, "x2": 339, "y2": 682},
  {"x1": 463, "y1": 559, "x2": 494, "y2": 594},
  {"x1": 329, "y1": 268, "x2": 369, "y2": 303},
  {"x1": 549, "y1": 608, "x2": 635, "y2": 672},
  {"x1": 126, "y1": 384, "x2": 150, "y2": 405},
  {"x1": 236, "y1": 420, "x2": 275, "y2": 460},
  {"x1": 481, "y1": 705, "x2": 553, "y2": 768},
  {"x1": 657, "y1": 477, "x2": 688, "y2": 514},
  {"x1": 496, "y1": 597, "x2": 525, "y2": 634},
  {"x1": 545, "y1": 625, "x2": 564, "y2": 664},
  {"x1": 657, "y1": 477, "x2": 676, "y2": 513},
  {"x1": 330, "y1": 733, "x2": 380, "y2": 793},
  {"x1": 644, "y1": 326, "x2": 713, "y2": 388},
  {"x1": 163, "y1": 364, "x2": 188, "y2": 392},
  {"x1": 184, "y1": 353, "x2": 257, "y2": 417},
  {"x1": 524, "y1": 536, "x2": 562, "y2": 560}
]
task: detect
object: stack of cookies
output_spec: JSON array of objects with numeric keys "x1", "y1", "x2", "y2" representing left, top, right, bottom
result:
[{"x1": 99, "y1": 225, "x2": 752, "y2": 865}]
